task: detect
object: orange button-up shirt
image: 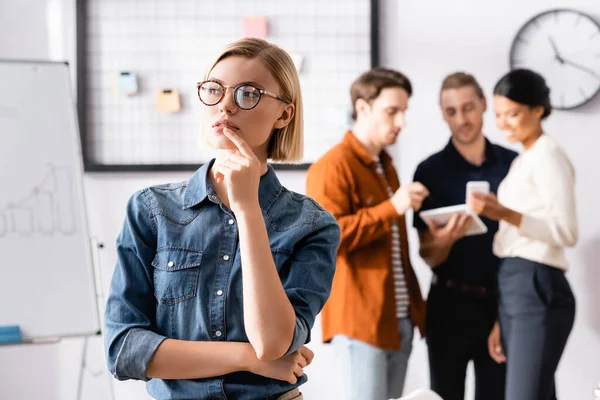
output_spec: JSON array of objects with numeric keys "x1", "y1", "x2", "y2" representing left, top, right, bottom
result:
[{"x1": 306, "y1": 131, "x2": 426, "y2": 350}]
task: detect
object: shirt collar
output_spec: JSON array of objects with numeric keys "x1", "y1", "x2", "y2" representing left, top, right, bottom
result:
[
  {"x1": 443, "y1": 137, "x2": 498, "y2": 168},
  {"x1": 183, "y1": 159, "x2": 283, "y2": 211},
  {"x1": 343, "y1": 130, "x2": 393, "y2": 167}
]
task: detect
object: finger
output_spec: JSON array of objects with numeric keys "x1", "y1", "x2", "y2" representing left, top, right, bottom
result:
[
  {"x1": 457, "y1": 213, "x2": 471, "y2": 227},
  {"x1": 220, "y1": 158, "x2": 243, "y2": 171},
  {"x1": 297, "y1": 356, "x2": 308, "y2": 368},
  {"x1": 444, "y1": 213, "x2": 460, "y2": 231},
  {"x1": 426, "y1": 220, "x2": 439, "y2": 234},
  {"x1": 293, "y1": 365, "x2": 304, "y2": 378},
  {"x1": 493, "y1": 345, "x2": 506, "y2": 363},
  {"x1": 471, "y1": 192, "x2": 486, "y2": 201},
  {"x1": 286, "y1": 373, "x2": 298, "y2": 385},
  {"x1": 299, "y1": 346, "x2": 314, "y2": 364},
  {"x1": 411, "y1": 190, "x2": 429, "y2": 201},
  {"x1": 409, "y1": 183, "x2": 429, "y2": 196},
  {"x1": 222, "y1": 128, "x2": 254, "y2": 159},
  {"x1": 410, "y1": 182, "x2": 428, "y2": 192},
  {"x1": 225, "y1": 153, "x2": 250, "y2": 167},
  {"x1": 212, "y1": 164, "x2": 233, "y2": 183},
  {"x1": 412, "y1": 199, "x2": 424, "y2": 212},
  {"x1": 216, "y1": 149, "x2": 250, "y2": 166}
]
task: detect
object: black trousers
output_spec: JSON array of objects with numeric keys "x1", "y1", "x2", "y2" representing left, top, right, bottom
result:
[
  {"x1": 427, "y1": 283, "x2": 506, "y2": 400},
  {"x1": 498, "y1": 257, "x2": 575, "y2": 400}
]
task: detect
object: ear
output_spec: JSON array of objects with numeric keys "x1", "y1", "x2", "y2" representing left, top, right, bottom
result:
[
  {"x1": 481, "y1": 96, "x2": 488, "y2": 113},
  {"x1": 354, "y1": 98, "x2": 371, "y2": 119},
  {"x1": 273, "y1": 103, "x2": 295, "y2": 129},
  {"x1": 532, "y1": 105, "x2": 544, "y2": 120}
]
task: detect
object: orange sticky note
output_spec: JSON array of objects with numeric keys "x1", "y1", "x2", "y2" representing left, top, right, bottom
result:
[
  {"x1": 243, "y1": 16, "x2": 268, "y2": 38},
  {"x1": 156, "y1": 89, "x2": 181, "y2": 113}
]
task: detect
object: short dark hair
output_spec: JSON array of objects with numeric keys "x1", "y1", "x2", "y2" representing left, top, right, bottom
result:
[
  {"x1": 493, "y1": 69, "x2": 552, "y2": 119},
  {"x1": 440, "y1": 72, "x2": 485, "y2": 99},
  {"x1": 350, "y1": 68, "x2": 412, "y2": 120}
]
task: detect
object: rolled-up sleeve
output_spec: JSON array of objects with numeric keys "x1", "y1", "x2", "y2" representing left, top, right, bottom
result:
[
  {"x1": 280, "y1": 210, "x2": 340, "y2": 355},
  {"x1": 104, "y1": 190, "x2": 166, "y2": 381}
]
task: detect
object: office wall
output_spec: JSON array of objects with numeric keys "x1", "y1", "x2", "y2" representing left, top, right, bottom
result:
[
  {"x1": 1, "y1": 0, "x2": 599, "y2": 399},
  {"x1": 384, "y1": 2, "x2": 600, "y2": 400}
]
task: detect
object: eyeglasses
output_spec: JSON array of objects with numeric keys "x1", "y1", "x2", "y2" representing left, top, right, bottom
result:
[{"x1": 196, "y1": 80, "x2": 291, "y2": 110}]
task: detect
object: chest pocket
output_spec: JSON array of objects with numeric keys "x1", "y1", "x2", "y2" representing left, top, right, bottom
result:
[{"x1": 151, "y1": 247, "x2": 202, "y2": 305}]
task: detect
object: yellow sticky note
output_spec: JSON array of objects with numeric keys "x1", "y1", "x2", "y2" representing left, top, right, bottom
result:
[
  {"x1": 156, "y1": 89, "x2": 181, "y2": 113},
  {"x1": 243, "y1": 16, "x2": 268, "y2": 38}
]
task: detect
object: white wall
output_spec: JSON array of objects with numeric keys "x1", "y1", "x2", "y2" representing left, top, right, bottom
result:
[
  {"x1": 384, "y1": 2, "x2": 600, "y2": 400},
  {"x1": 1, "y1": 0, "x2": 599, "y2": 399}
]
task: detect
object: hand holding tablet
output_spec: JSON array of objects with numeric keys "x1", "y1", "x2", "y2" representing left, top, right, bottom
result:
[
  {"x1": 419, "y1": 204, "x2": 488, "y2": 236},
  {"x1": 418, "y1": 181, "x2": 491, "y2": 237}
]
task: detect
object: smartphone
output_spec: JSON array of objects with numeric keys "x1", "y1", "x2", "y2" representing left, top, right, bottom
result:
[{"x1": 466, "y1": 181, "x2": 490, "y2": 203}]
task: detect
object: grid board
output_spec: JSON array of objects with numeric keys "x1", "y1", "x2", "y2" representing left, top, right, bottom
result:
[{"x1": 77, "y1": 0, "x2": 378, "y2": 171}]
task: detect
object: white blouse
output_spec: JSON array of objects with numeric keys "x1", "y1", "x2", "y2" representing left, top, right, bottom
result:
[{"x1": 494, "y1": 134, "x2": 578, "y2": 270}]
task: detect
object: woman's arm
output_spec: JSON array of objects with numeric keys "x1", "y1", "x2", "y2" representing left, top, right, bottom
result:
[
  {"x1": 470, "y1": 146, "x2": 577, "y2": 247},
  {"x1": 146, "y1": 340, "x2": 256, "y2": 379},
  {"x1": 147, "y1": 340, "x2": 312, "y2": 383},
  {"x1": 211, "y1": 129, "x2": 296, "y2": 360},
  {"x1": 237, "y1": 204, "x2": 297, "y2": 360},
  {"x1": 516, "y1": 147, "x2": 578, "y2": 247}
]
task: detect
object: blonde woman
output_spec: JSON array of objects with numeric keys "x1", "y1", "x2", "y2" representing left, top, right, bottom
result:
[{"x1": 104, "y1": 38, "x2": 340, "y2": 400}]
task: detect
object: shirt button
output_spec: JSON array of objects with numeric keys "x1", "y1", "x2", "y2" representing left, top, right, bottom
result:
[
  {"x1": 167, "y1": 261, "x2": 174, "y2": 268},
  {"x1": 217, "y1": 290, "x2": 223, "y2": 296},
  {"x1": 228, "y1": 219, "x2": 234, "y2": 225},
  {"x1": 215, "y1": 331, "x2": 222, "y2": 337},
  {"x1": 223, "y1": 255, "x2": 229, "y2": 261}
]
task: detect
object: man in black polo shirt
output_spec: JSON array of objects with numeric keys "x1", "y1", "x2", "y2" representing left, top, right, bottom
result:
[{"x1": 413, "y1": 72, "x2": 517, "y2": 400}]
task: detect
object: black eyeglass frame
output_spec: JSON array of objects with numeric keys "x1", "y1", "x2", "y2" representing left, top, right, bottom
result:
[{"x1": 196, "y1": 80, "x2": 291, "y2": 110}]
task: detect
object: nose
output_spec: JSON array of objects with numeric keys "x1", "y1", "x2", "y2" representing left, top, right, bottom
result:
[
  {"x1": 395, "y1": 112, "x2": 406, "y2": 130},
  {"x1": 456, "y1": 110, "x2": 466, "y2": 125},
  {"x1": 496, "y1": 115, "x2": 506, "y2": 130},
  {"x1": 218, "y1": 87, "x2": 237, "y2": 114}
]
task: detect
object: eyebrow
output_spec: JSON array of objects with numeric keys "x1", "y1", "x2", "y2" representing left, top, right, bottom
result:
[{"x1": 205, "y1": 78, "x2": 265, "y2": 88}]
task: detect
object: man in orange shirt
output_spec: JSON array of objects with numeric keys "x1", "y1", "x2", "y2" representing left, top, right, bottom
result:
[{"x1": 306, "y1": 68, "x2": 428, "y2": 399}]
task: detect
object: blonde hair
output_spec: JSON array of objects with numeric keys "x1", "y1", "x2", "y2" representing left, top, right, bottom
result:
[{"x1": 205, "y1": 38, "x2": 303, "y2": 162}]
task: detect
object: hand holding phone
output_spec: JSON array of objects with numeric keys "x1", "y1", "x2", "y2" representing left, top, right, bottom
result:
[{"x1": 466, "y1": 181, "x2": 490, "y2": 204}]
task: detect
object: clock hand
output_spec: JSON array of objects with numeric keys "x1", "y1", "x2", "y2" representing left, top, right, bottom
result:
[
  {"x1": 562, "y1": 57, "x2": 600, "y2": 80},
  {"x1": 548, "y1": 36, "x2": 564, "y2": 64}
]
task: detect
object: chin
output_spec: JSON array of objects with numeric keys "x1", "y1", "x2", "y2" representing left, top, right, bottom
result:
[
  {"x1": 503, "y1": 132, "x2": 519, "y2": 143},
  {"x1": 207, "y1": 133, "x2": 235, "y2": 150},
  {"x1": 457, "y1": 131, "x2": 479, "y2": 144}
]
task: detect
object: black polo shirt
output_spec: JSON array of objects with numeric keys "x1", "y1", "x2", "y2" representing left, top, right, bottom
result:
[{"x1": 413, "y1": 138, "x2": 517, "y2": 287}]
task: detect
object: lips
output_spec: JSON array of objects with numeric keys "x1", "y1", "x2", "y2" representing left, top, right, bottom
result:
[{"x1": 212, "y1": 119, "x2": 239, "y2": 131}]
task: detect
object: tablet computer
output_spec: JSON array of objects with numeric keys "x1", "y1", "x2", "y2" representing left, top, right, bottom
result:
[{"x1": 418, "y1": 204, "x2": 488, "y2": 236}]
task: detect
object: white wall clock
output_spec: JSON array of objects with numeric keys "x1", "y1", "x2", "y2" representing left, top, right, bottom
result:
[{"x1": 510, "y1": 9, "x2": 600, "y2": 110}]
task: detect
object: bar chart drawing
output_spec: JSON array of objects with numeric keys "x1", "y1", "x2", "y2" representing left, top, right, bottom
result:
[{"x1": 0, "y1": 164, "x2": 77, "y2": 237}]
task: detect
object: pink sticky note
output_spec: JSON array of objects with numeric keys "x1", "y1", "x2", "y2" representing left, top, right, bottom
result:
[{"x1": 243, "y1": 16, "x2": 268, "y2": 38}]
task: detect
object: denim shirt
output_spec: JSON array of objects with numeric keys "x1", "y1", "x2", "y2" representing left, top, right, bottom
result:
[{"x1": 104, "y1": 160, "x2": 340, "y2": 400}]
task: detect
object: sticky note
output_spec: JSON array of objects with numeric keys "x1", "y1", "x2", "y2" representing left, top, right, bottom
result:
[
  {"x1": 0, "y1": 326, "x2": 22, "y2": 344},
  {"x1": 116, "y1": 71, "x2": 138, "y2": 95},
  {"x1": 290, "y1": 52, "x2": 304, "y2": 72},
  {"x1": 243, "y1": 16, "x2": 268, "y2": 38},
  {"x1": 156, "y1": 89, "x2": 181, "y2": 113}
]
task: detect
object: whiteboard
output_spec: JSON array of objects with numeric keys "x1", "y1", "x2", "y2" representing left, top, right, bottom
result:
[{"x1": 0, "y1": 61, "x2": 100, "y2": 341}]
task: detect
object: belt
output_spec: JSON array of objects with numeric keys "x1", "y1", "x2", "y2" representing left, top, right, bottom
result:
[{"x1": 431, "y1": 275, "x2": 493, "y2": 298}]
